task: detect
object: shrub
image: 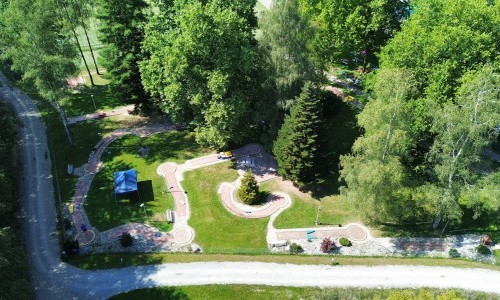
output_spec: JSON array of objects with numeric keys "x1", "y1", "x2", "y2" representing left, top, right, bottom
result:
[
  {"x1": 63, "y1": 238, "x2": 79, "y2": 254},
  {"x1": 476, "y1": 244, "x2": 491, "y2": 255},
  {"x1": 448, "y1": 248, "x2": 460, "y2": 258},
  {"x1": 63, "y1": 218, "x2": 72, "y2": 230},
  {"x1": 321, "y1": 238, "x2": 337, "y2": 253},
  {"x1": 119, "y1": 232, "x2": 134, "y2": 248},
  {"x1": 289, "y1": 243, "x2": 303, "y2": 254},
  {"x1": 339, "y1": 237, "x2": 352, "y2": 247},
  {"x1": 237, "y1": 171, "x2": 260, "y2": 205}
]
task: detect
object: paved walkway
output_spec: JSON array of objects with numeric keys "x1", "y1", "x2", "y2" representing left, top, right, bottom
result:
[
  {"x1": 71, "y1": 138, "x2": 371, "y2": 250},
  {"x1": 67, "y1": 104, "x2": 135, "y2": 125},
  {"x1": 68, "y1": 123, "x2": 176, "y2": 246}
]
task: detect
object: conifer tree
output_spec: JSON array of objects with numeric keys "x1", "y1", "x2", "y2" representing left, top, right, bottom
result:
[
  {"x1": 96, "y1": 0, "x2": 148, "y2": 109},
  {"x1": 273, "y1": 82, "x2": 322, "y2": 186},
  {"x1": 238, "y1": 171, "x2": 260, "y2": 205}
]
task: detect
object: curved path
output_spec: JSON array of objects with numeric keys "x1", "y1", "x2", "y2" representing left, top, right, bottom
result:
[
  {"x1": 69, "y1": 123, "x2": 177, "y2": 246},
  {"x1": 3, "y1": 71, "x2": 500, "y2": 299}
]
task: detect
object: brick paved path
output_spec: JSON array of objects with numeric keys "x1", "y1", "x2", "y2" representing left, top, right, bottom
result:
[
  {"x1": 70, "y1": 138, "x2": 371, "y2": 251},
  {"x1": 68, "y1": 123, "x2": 175, "y2": 246}
]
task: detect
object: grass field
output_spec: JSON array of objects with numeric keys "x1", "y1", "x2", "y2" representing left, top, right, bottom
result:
[
  {"x1": 85, "y1": 131, "x2": 211, "y2": 231},
  {"x1": 261, "y1": 179, "x2": 359, "y2": 229},
  {"x1": 183, "y1": 163, "x2": 269, "y2": 253},
  {"x1": 66, "y1": 252, "x2": 500, "y2": 271},
  {"x1": 111, "y1": 285, "x2": 493, "y2": 300}
]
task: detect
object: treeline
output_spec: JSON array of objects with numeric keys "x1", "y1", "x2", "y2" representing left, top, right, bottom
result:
[
  {"x1": 340, "y1": 0, "x2": 500, "y2": 227},
  {"x1": 0, "y1": 0, "x2": 407, "y2": 189},
  {"x1": 0, "y1": 101, "x2": 31, "y2": 299}
]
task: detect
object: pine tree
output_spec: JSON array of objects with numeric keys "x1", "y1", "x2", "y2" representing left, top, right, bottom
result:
[
  {"x1": 273, "y1": 82, "x2": 323, "y2": 186},
  {"x1": 237, "y1": 171, "x2": 260, "y2": 205},
  {"x1": 96, "y1": 0, "x2": 148, "y2": 109}
]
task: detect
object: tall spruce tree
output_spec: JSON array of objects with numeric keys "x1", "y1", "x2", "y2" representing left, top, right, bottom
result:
[
  {"x1": 96, "y1": 0, "x2": 149, "y2": 109},
  {"x1": 273, "y1": 82, "x2": 323, "y2": 186}
]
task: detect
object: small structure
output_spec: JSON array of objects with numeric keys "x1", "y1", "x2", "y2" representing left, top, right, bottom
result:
[
  {"x1": 138, "y1": 146, "x2": 150, "y2": 157},
  {"x1": 166, "y1": 209, "x2": 175, "y2": 223},
  {"x1": 218, "y1": 151, "x2": 233, "y2": 160},
  {"x1": 114, "y1": 169, "x2": 139, "y2": 198}
]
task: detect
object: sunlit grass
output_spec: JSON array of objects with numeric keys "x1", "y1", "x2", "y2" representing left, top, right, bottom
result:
[
  {"x1": 85, "y1": 131, "x2": 211, "y2": 231},
  {"x1": 183, "y1": 163, "x2": 269, "y2": 253}
]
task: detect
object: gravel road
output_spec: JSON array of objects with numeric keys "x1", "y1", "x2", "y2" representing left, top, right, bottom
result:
[{"x1": 2, "y1": 71, "x2": 500, "y2": 299}]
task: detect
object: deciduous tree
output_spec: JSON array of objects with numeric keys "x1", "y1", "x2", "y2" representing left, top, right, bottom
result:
[{"x1": 141, "y1": 0, "x2": 260, "y2": 148}]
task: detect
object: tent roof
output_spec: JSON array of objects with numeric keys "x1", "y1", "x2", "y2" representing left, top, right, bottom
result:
[{"x1": 114, "y1": 169, "x2": 138, "y2": 195}]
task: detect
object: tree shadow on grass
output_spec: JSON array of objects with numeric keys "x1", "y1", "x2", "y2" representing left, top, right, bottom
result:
[
  {"x1": 142, "y1": 130, "x2": 207, "y2": 164},
  {"x1": 110, "y1": 286, "x2": 188, "y2": 300}
]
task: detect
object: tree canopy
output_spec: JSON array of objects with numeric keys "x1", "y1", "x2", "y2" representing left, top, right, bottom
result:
[
  {"x1": 273, "y1": 82, "x2": 323, "y2": 187},
  {"x1": 300, "y1": 0, "x2": 410, "y2": 67},
  {"x1": 0, "y1": 0, "x2": 78, "y2": 100},
  {"x1": 140, "y1": 0, "x2": 260, "y2": 148},
  {"x1": 97, "y1": 0, "x2": 149, "y2": 108}
]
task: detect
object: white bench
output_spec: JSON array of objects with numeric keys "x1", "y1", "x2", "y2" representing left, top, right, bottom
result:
[{"x1": 166, "y1": 210, "x2": 175, "y2": 223}]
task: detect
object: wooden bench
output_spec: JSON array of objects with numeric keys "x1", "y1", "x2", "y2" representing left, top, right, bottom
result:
[{"x1": 166, "y1": 210, "x2": 175, "y2": 223}]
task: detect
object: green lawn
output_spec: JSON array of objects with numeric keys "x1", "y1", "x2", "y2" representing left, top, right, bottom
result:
[
  {"x1": 60, "y1": 84, "x2": 121, "y2": 117},
  {"x1": 85, "y1": 131, "x2": 211, "y2": 231},
  {"x1": 495, "y1": 250, "x2": 500, "y2": 264},
  {"x1": 183, "y1": 163, "x2": 269, "y2": 253},
  {"x1": 261, "y1": 179, "x2": 359, "y2": 229},
  {"x1": 111, "y1": 285, "x2": 494, "y2": 300},
  {"x1": 67, "y1": 252, "x2": 500, "y2": 271}
]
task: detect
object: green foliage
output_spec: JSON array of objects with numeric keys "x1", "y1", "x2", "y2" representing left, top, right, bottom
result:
[
  {"x1": 237, "y1": 171, "x2": 260, "y2": 205},
  {"x1": 476, "y1": 244, "x2": 491, "y2": 256},
  {"x1": 339, "y1": 237, "x2": 352, "y2": 247},
  {"x1": 428, "y1": 65, "x2": 500, "y2": 222},
  {"x1": 141, "y1": 0, "x2": 260, "y2": 148},
  {"x1": 273, "y1": 82, "x2": 323, "y2": 186},
  {"x1": 112, "y1": 286, "x2": 490, "y2": 300},
  {"x1": 289, "y1": 242, "x2": 303, "y2": 254},
  {"x1": 258, "y1": 0, "x2": 316, "y2": 109},
  {"x1": 300, "y1": 0, "x2": 409, "y2": 66},
  {"x1": 96, "y1": 0, "x2": 148, "y2": 108},
  {"x1": 340, "y1": 69, "x2": 420, "y2": 223},
  {"x1": 448, "y1": 248, "x2": 460, "y2": 258},
  {"x1": 379, "y1": 0, "x2": 499, "y2": 129},
  {"x1": 0, "y1": 103, "x2": 30, "y2": 299},
  {"x1": 0, "y1": 0, "x2": 78, "y2": 101},
  {"x1": 120, "y1": 232, "x2": 134, "y2": 247}
]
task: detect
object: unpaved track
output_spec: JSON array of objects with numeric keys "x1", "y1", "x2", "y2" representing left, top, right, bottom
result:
[{"x1": 2, "y1": 71, "x2": 500, "y2": 299}]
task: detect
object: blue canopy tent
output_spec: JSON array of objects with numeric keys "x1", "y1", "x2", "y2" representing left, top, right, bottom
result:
[{"x1": 114, "y1": 169, "x2": 139, "y2": 198}]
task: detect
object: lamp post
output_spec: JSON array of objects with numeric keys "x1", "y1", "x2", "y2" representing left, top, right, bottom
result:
[
  {"x1": 315, "y1": 205, "x2": 322, "y2": 225},
  {"x1": 91, "y1": 94, "x2": 96, "y2": 110}
]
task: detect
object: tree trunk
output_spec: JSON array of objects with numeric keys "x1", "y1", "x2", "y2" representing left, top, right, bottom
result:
[
  {"x1": 82, "y1": 24, "x2": 101, "y2": 75},
  {"x1": 60, "y1": 1, "x2": 95, "y2": 86},
  {"x1": 72, "y1": 29, "x2": 94, "y2": 86}
]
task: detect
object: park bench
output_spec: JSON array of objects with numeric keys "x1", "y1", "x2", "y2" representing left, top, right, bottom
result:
[{"x1": 166, "y1": 209, "x2": 175, "y2": 223}]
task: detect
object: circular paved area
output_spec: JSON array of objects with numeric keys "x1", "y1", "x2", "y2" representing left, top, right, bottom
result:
[
  {"x1": 171, "y1": 227, "x2": 194, "y2": 245},
  {"x1": 76, "y1": 230, "x2": 96, "y2": 246},
  {"x1": 156, "y1": 162, "x2": 177, "y2": 176}
]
